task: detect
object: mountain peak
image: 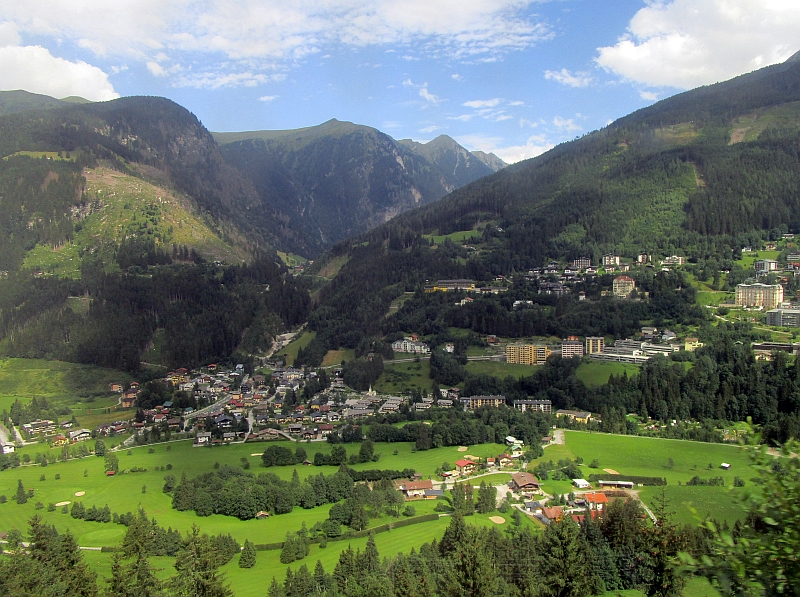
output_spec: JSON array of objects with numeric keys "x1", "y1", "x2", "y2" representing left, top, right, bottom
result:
[{"x1": 786, "y1": 50, "x2": 800, "y2": 63}]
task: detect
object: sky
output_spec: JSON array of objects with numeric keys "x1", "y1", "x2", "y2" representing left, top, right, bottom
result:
[{"x1": 1, "y1": 0, "x2": 799, "y2": 163}]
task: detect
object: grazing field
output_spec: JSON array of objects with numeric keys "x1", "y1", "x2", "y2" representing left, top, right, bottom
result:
[
  {"x1": 562, "y1": 431, "x2": 752, "y2": 524},
  {"x1": 575, "y1": 361, "x2": 640, "y2": 387},
  {"x1": 0, "y1": 358, "x2": 131, "y2": 428},
  {"x1": 279, "y1": 331, "x2": 316, "y2": 366},
  {"x1": 320, "y1": 349, "x2": 355, "y2": 367},
  {"x1": 375, "y1": 360, "x2": 433, "y2": 393},
  {"x1": 464, "y1": 360, "x2": 542, "y2": 379}
]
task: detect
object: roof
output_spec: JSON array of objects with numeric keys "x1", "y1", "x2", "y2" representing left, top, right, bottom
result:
[
  {"x1": 542, "y1": 506, "x2": 563, "y2": 520},
  {"x1": 403, "y1": 480, "x2": 434, "y2": 491},
  {"x1": 455, "y1": 459, "x2": 475, "y2": 467},
  {"x1": 511, "y1": 472, "x2": 540, "y2": 487},
  {"x1": 585, "y1": 492, "x2": 609, "y2": 504}
]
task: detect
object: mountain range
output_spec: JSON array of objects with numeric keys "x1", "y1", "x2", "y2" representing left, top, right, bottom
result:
[{"x1": 213, "y1": 121, "x2": 504, "y2": 256}]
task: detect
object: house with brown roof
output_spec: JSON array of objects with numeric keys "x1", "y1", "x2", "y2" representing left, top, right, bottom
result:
[
  {"x1": 400, "y1": 479, "x2": 434, "y2": 498},
  {"x1": 511, "y1": 472, "x2": 540, "y2": 492},
  {"x1": 585, "y1": 492, "x2": 609, "y2": 511}
]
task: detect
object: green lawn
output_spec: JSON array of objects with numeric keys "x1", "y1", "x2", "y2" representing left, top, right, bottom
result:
[
  {"x1": 575, "y1": 361, "x2": 640, "y2": 387},
  {"x1": 696, "y1": 291, "x2": 732, "y2": 306}
]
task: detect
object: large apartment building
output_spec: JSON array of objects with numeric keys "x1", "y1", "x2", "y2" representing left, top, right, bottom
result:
[
  {"x1": 460, "y1": 395, "x2": 506, "y2": 410},
  {"x1": 585, "y1": 336, "x2": 605, "y2": 354},
  {"x1": 735, "y1": 283, "x2": 784, "y2": 309},
  {"x1": 506, "y1": 344, "x2": 551, "y2": 365},
  {"x1": 766, "y1": 308, "x2": 800, "y2": 327},
  {"x1": 561, "y1": 336, "x2": 584, "y2": 358}
]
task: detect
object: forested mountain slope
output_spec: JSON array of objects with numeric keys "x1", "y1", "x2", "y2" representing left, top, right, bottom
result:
[
  {"x1": 302, "y1": 54, "x2": 800, "y2": 358},
  {"x1": 0, "y1": 96, "x2": 309, "y2": 371},
  {"x1": 215, "y1": 121, "x2": 503, "y2": 256}
]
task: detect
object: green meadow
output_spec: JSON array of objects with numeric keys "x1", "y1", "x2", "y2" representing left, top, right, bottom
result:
[
  {"x1": 464, "y1": 360, "x2": 542, "y2": 379},
  {"x1": 0, "y1": 358, "x2": 131, "y2": 429},
  {"x1": 534, "y1": 431, "x2": 754, "y2": 524},
  {"x1": 574, "y1": 361, "x2": 640, "y2": 387},
  {"x1": 375, "y1": 360, "x2": 434, "y2": 393},
  {"x1": 279, "y1": 331, "x2": 316, "y2": 366}
]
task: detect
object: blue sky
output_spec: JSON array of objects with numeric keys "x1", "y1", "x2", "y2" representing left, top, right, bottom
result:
[{"x1": 1, "y1": 0, "x2": 798, "y2": 162}]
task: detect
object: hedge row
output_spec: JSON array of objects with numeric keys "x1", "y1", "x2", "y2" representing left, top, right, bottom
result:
[
  {"x1": 253, "y1": 513, "x2": 441, "y2": 551},
  {"x1": 587, "y1": 474, "x2": 666, "y2": 486}
]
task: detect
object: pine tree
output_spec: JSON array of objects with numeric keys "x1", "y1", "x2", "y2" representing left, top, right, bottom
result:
[
  {"x1": 170, "y1": 526, "x2": 233, "y2": 597},
  {"x1": 14, "y1": 479, "x2": 27, "y2": 504},
  {"x1": 267, "y1": 577, "x2": 286, "y2": 597},
  {"x1": 239, "y1": 539, "x2": 256, "y2": 569}
]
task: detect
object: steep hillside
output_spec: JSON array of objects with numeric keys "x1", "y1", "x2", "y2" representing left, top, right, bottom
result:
[
  {"x1": 215, "y1": 121, "x2": 501, "y2": 256},
  {"x1": 0, "y1": 90, "x2": 68, "y2": 116},
  {"x1": 300, "y1": 54, "x2": 800, "y2": 359},
  {"x1": 0, "y1": 97, "x2": 309, "y2": 371}
]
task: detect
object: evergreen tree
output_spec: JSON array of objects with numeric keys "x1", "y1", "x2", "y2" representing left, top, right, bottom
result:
[
  {"x1": 536, "y1": 518, "x2": 595, "y2": 597},
  {"x1": 239, "y1": 539, "x2": 256, "y2": 569},
  {"x1": 15, "y1": 479, "x2": 27, "y2": 504},
  {"x1": 170, "y1": 526, "x2": 232, "y2": 597}
]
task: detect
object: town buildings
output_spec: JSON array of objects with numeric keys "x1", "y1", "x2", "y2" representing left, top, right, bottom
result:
[
  {"x1": 561, "y1": 336, "x2": 584, "y2": 358},
  {"x1": 766, "y1": 308, "x2": 800, "y2": 327},
  {"x1": 585, "y1": 336, "x2": 605, "y2": 355}
]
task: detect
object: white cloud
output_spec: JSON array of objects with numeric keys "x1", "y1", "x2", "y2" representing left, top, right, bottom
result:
[
  {"x1": 553, "y1": 116, "x2": 581, "y2": 131},
  {"x1": 463, "y1": 98, "x2": 502, "y2": 108},
  {"x1": 508, "y1": 100, "x2": 524, "y2": 106},
  {"x1": 146, "y1": 61, "x2": 167, "y2": 76},
  {"x1": 420, "y1": 125, "x2": 444, "y2": 133},
  {"x1": 544, "y1": 68, "x2": 592, "y2": 87},
  {"x1": 3, "y1": 1, "x2": 550, "y2": 85},
  {"x1": 639, "y1": 90, "x2": 659, "y2": 101},
  {"x1": 0, "y1": 22, "x2": 21, "y2": 46},
  {"x1": 174, "y1": 71, "x2": 285, "y2": 89},
  {"x1": 457, "y1": 132, "x2": 553, "y2": 164},
  {"x1": 402, "y1": 78, "x2": 415, "y2": 88},
  {"x1": 419, "y1": 85, "x2": 441, "y2": 104},
  {"x1": 451, "y1": 73, "x2": 462, "y2": 81},
  {"x1": 596, "y1": 0, "x2": 800, "y2": 89},
  {"x1": 258, "y1": 95, "x2": 278, "y2": 102},
  {"x1": 519, "y1": 118, "x2": 537, "y2": 128},
  {"x1": 448, "y1": 114, "x2": 474, "y2": 121},
  {"x1": 0, "y1": 45, "x2": 118, "y2": 101}
]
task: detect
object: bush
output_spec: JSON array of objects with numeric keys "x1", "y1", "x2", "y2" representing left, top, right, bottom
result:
[
  {"x1": 148, "y1": 448, "x2": 155, "y2": 454},
  {"x1": 402, "y1": 505, "x2": 416, "y2": 517},
  {"x1": 55, "y1": 474, "x2": 60, "y2": 480},
  {"x1": 0, "y1": 495, "x2": 6, "y2": 504}
]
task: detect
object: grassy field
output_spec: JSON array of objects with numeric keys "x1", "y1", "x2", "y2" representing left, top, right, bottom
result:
[
  {"x1": 575, "y1": 361, "x2": 640, "y2": 387},
  {"x1": 279, "y1": 331, "x2": 316, "y2": 366},
  {"x1": 423, "y1": 229, "x2": 482, "y2": 244},
  {"x1": 696, "y1": 291, "x2": 732, "y2": 306},
  {"x1": 464, "y1": 360, "x2": 542, "y2": 379},
  {"x1": 375, "y1": 360, "x2": 433, "y2": 393},
  {"x1": 320, "y1": 349, "x2": 355, "y2": 367},
  {"x1": 552, "y1": 431, "x2": 753, "y2": 524},
  {"x1": 0, "y1": 358, "x2": 132, "y2": 429}
]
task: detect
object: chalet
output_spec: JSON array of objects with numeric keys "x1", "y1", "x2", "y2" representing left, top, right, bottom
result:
[
  {"x1": 498, "y1": 454, "x2": 514, "y2": 468},
  {"x1": 222, "y1": 432, "x2": 236, "y2": 443},
  {"x1": 52, "y1": 435, "x2": 69, "y2": 447},
  {"x1": 585, "y1": 492, "x2": 609, "y2": 511},
  {"x1": 287, "y1": 423, "x2": 304, "y2": 435},
  {"x1": 318, "y1": 424, "x2": 334, "y2": 437},
  {"x1": 400, "y1": 479, "x2": 434, "y2": 498},
  {"x1": 109, "y1": 383, "x2": 123, "y2": 393},
  {"x1": 0, "y1": 442, "x2": 15, "y2": 454},
  {"x1": 511, "y1": 472, "x2": 540, "y2": 492},
  {"x1": 194, "y1": 432, "x2": 212, "y2": 446},
  {"x1": 68, "y1": 429, "x2": 91, "y2": 443},
  {"x1": 455, "y1": 459, "x2": 477, "y2": 475},
  {"x1": 541, "y1": 506, "x2": 563, "y2": 523}
]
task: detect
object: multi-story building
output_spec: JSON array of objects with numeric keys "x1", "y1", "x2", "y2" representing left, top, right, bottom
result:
[
  {"x1": 754, "y1": 259, "x2": 779, "y2": 275},
  {"x1": 735, "y1": 283, "x2": 784, "y2": 309},
  {"x1": 561, "y1": 336, "x2": 584, "y2": 359},
  {"x1": 506, "y1": 344, "x2": 551, "y2": 365},
  {"x1": 602, "y1": 254, "x2": 620, "y2": 267},
  {"x1": 512, "y1": 399, "x2": 552, "y2": 413},
  {"x1": 571, "y1": 257, "x2": 591, "y2": 269},
  {"x1": 766, "y1": 308, "x2": 800, "y2": 327},
  {"x1": 460, "y1": 395, "x2": 506, "y2": 410},
  {"x1": 585, "y1": 336, "x2": 605, "y2": 354},
  {"x1": 612, "y1": 275, "x2": 636, "y2": 298},
  {"x1": 391, "y1": 338, "x2": 431, "y2": 354},
  {"x1": 661, "y1": 255, "x2": 686, "y2": 266}
]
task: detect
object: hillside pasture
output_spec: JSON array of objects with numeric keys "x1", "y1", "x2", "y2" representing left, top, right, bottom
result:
[{"x1": 575, "y1": 361, "x2": 640, "y2": 387}]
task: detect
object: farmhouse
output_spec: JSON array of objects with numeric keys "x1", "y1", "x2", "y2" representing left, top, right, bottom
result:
[{"x1": 585, "y1": 492, "x2": 609, "y2": 511}]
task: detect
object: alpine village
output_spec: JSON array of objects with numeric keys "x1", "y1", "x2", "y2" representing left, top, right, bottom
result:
[{"x1": 5, "y1": 45, "x2": 800, "y2": 597}]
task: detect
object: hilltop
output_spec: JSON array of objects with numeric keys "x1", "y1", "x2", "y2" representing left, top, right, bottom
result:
[{"x1": 215, "y1": 120, "x2": 504, "y2": 256}]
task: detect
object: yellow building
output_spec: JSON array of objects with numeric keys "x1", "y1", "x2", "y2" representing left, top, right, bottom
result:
[
  {"x1": 585, "y1": 336, "x2": 605, "y2": 354},
  {"x1": 735, "y1": 283, "x2": 784, "y2": 309},
  {"x1": 506, "y1": 344, "x2": 551, "y2": 365}
]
